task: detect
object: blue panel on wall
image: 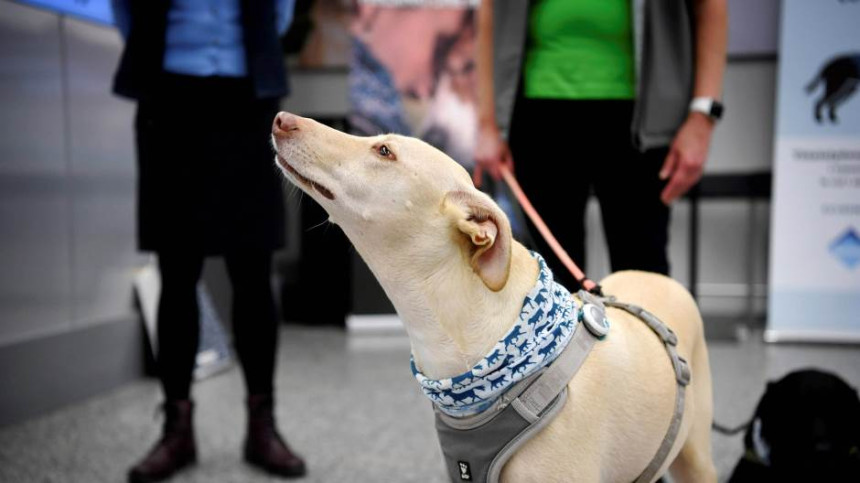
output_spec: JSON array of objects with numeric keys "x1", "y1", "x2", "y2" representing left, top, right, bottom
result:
[{"x1": 14, "y1": 0, "x2": 113, "y2": 25}]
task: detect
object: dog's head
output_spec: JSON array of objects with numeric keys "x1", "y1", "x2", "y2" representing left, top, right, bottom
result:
[{"x1": 271, "y1": 112, "x2": 512, "y2": 292}]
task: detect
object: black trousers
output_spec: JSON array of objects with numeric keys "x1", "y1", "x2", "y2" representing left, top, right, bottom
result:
[
  {"x1": 157, "y1": 250, "x2": 278, "y2": 400},
  {"x1": 135, "y1": 74, "x2": 286, "y2": 400},
  {"x1": 136, "y1": 73, "x2": 285, "y2": 255},
  {"x1": 508, "y1": 98, "x2": 671, "y2": 290}
]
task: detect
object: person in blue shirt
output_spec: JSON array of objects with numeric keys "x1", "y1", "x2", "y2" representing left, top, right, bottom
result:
[{"x1": 112, "y1": 1, "x2": 304, "y2": 481}]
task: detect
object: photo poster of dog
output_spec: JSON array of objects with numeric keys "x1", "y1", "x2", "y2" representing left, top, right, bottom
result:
[
  {"x1": 344, "y1": 0, "x2": 530, "y2": 241},
  {"x1": 282, "y1": 0, "x2": 353, "y2": 68},
  {"x1": 767, "y1": 0, "x2": 860, "y2": 343},
  {"x1": 348, "y1": 0, "x2": 480, "y2": 169}
]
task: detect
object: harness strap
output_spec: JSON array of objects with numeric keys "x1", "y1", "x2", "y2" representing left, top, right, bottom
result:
[
  {"x1": 604, "y1": 300, "x2": 691, "y2": 483},
  {"x1": 433, "y1": 292, "x2": 690, "y2": 483},
  {"x1": 515, "y1": 307, "x2": 603, "y2": 419},
  {"x1": 433, "y1": 294, "x2": 604, "y2": 483}
]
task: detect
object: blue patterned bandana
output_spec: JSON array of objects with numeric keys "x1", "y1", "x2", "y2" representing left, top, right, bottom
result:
[{"x1": 411, "y1": 253, "x2": 580, "y2": 417}]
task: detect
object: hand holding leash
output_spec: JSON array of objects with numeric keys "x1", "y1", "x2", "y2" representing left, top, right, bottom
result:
[
  {"x1": 497, "y1": 165, "x2": 601, "y2": 295},
  {"x1": 473, "y1": 124, "x2": 514, "y2": 187}
]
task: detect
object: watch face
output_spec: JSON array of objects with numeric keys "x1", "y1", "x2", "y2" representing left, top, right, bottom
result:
[{"x1": 711, "y1": 102, "x2": 724, "y2": 120}]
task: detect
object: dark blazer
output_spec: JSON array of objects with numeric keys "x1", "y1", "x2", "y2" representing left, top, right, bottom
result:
[{"x1": 113, "y1": 0, "x2": 290, "y2": 100}]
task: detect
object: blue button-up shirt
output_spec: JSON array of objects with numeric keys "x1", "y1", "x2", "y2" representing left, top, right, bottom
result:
[{"x1": 113, "y1": 0, "x2": 294, "y2": 78}]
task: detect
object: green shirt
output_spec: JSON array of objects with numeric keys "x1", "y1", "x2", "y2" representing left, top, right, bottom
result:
[{"x1": 524, "y1": 0, "x2": 636, "y2": 100}]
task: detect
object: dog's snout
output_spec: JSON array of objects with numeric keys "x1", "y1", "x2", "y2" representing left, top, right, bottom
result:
[{"x1": 273, "y1": 112, "x2": 299, "y2": 137}]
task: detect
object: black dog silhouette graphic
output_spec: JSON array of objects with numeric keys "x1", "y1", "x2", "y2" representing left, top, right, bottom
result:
[{"x1": 806, "y1": 54, "x2": 860, "y2": 123}]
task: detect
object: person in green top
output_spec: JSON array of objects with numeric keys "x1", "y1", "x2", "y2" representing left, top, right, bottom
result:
[{"x1": 475, "y1": 0, "x2": 727, "y2": 290}]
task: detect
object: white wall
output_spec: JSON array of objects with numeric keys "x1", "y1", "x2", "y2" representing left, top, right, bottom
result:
[{"x1": 0, "y1": 1, "x2": 143, "y2": 346}]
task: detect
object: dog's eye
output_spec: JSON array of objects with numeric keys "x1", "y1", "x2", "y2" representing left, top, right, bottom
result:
[{"x1": 376, "y1": 144, "x2": 396, "y2": 161}]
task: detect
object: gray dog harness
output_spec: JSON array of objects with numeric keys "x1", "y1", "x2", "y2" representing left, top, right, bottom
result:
[{"x1": 434, "y1": 290, "x2": 691, "y2": 483}]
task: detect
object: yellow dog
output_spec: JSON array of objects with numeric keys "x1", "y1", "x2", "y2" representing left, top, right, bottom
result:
[{"x1": 272, "y1": 112, "x2": 716, "y2": 483}]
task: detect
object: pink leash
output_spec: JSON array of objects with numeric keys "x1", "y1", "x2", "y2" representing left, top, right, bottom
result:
[{"x1": 496, "y1": 166, "x2": 600, "y2": 294}]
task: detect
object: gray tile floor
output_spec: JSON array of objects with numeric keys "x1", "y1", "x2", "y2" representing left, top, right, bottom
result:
[{"x1": 1, "y1": 326, "x2": 859, "y2": 483}]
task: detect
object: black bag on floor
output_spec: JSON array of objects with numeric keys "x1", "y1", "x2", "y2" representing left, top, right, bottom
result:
[{"x1": 728, "y1": 368, "x2": 860, "y2": 482}]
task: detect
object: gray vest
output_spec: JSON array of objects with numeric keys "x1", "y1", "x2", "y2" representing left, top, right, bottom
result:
[{"x1": 433, "y1": 291, "x2": 691, "y2": 483}]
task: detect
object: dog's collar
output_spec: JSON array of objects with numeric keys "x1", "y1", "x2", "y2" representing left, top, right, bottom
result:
[{"x1": 411, "y1": 252, "x2": 580, "y2": 417}]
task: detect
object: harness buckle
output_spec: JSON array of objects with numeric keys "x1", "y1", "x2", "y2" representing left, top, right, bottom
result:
[
  {"x1": 663, "y1": 326, "x2": 679, "y2": 346},
  {"x1": 673, "y1": 355, "x2": 692, "y2": 386}
]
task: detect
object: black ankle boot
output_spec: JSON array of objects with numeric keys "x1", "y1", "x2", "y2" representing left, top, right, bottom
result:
[
  {"x1": 244, "y1": 394, "x2": 306, "y2": 478},
  {"x1": 128, "y1": 400, "x2": 197, "y2": 483}
]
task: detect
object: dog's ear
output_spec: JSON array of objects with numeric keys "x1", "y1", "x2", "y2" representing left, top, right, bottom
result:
[{"x1": 443, "y1": 190, "x2": 512, "y2": 292}]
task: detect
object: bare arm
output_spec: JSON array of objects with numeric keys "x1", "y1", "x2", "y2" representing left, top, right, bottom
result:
[
  {"x1": 473, "y1": 0, "x2": 513, "y2": 184},
  {"x1": 659, "y1": 0, "x2": 728, "y2": 205},
  {"x1": 476, "y1": 0, "x2": 496, "y2": 130},
  {"x1": 691, "y1": 0, "x2": 728, "y2": 99}
]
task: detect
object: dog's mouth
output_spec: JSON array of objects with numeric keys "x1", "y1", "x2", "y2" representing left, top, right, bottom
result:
[{"x1": 277, "y1": 155, "x2": 335, "y2": 200}]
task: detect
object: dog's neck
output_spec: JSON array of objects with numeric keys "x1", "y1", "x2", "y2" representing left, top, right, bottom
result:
[{"x1": 356, "y1": 239, "x2": 539, "y2": 379}]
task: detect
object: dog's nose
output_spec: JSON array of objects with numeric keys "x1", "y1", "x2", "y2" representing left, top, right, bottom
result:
[{"x1": 273, "y1": 112, "x2": 299, "y2": 137}]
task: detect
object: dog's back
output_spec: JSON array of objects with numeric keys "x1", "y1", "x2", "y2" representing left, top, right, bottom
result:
[{"x1": 501, "y1": 271, "x2": 714, "y2": 483}]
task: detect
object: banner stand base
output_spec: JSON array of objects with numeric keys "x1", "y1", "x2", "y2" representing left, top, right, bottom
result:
[{"x1": 763, "y1": 330, "x2": 860, "y2": 345}]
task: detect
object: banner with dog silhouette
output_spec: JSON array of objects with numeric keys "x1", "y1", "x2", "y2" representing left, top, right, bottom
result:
[{"x1": 768, "y1": 0, "x2": 860, "y2": 343}]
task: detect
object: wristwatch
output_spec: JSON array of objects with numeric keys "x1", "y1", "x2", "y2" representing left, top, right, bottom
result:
[{"x1": 689, "y1": 97, "x2": 724, "y2": 122}]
